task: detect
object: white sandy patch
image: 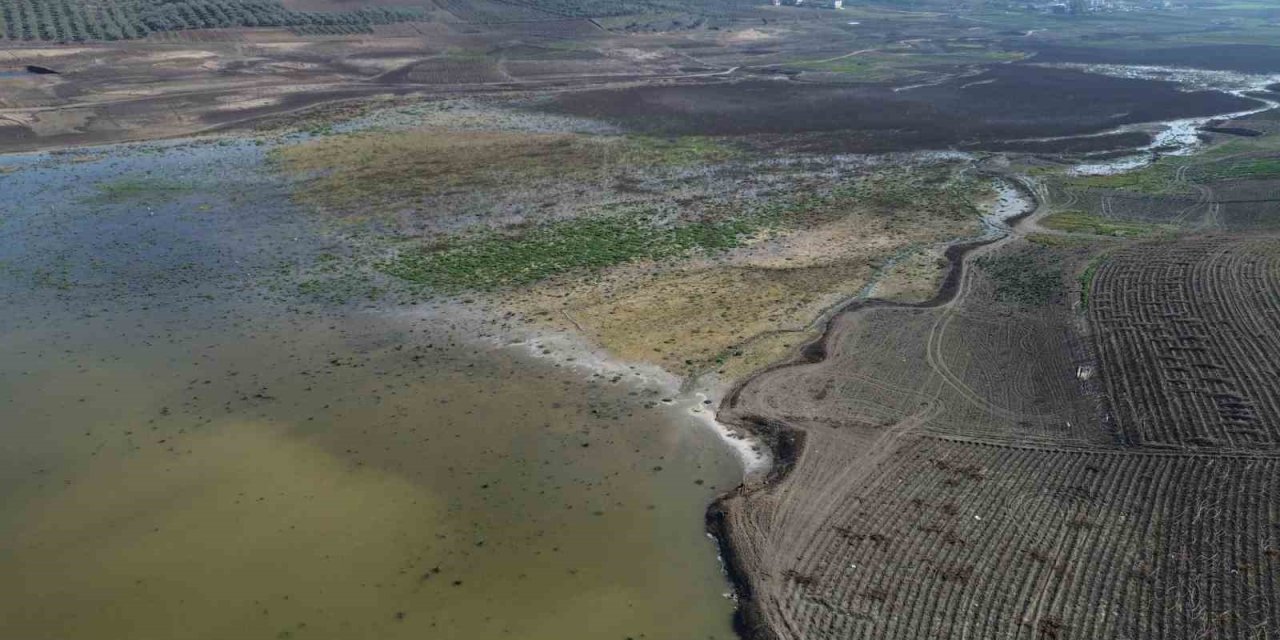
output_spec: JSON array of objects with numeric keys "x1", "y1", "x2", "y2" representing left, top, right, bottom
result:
[
  {"x1": 510, "y1": 330, "x2": 770, "y2": 480},
  {"x1": 141, "y1": 50, "x2": 220, "y2": 62},
  {"x1": 211, "y1": 96, "x2": 284, "y2": 112},
  {"x1": 607, "y1": 47, "x2": 664, "y2": 62},
  {"x1": 247, "y1": 41, "x2": 314, "y2": 52},
  {"x1": 0, "y1": 47, "x2": 98, "y2": 60},
  {"x1": 721, "y1": 28, "x2": 777, "y2": 43}
]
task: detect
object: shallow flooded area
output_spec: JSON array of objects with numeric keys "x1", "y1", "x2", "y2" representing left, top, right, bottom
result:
[{"x1": 0, "y1": 139, "x2": 741, "y2": 639}]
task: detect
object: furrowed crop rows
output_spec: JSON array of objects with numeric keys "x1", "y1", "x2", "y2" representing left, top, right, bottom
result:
[
  {"x1": 776, "y1": 437, "x2": 1280, "y2": 640},
  {"x1": 405, "y1": 58, "x2": 509, "y2": 84},
  {"x1": 0, "y1": 0, "x2": 421, "y2": 42},
  {"x1": 1218, "y1": 179, "x2": 1280, "y2": 230},
  {"x1": 495, "y1": 0, "x2": 755, "y2": 18},
  {"x1": 435, "y1": 0, "x2": 561, "y2": 23},
  {"x1": 1089, "y1": 239, "x2": 1280, "y2": 448}
]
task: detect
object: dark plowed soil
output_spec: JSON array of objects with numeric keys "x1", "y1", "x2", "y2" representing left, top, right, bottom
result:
[
  {"x1": 1089, "y1": 238, "x2": 1280, "y2": 448},
  {"x1": 1029, "y1": 44, "x2": 1280, "y2": 74},
  {"x1": 544, "y1": 66, "x2": 1257, "y2": 152}
]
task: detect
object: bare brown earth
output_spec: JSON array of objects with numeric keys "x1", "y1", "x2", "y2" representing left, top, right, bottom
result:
[
  {"x1": 1, "y1": 4, "x2": 1264, "y2": 156},
  {"x1": 0, "y1": 5, "x2": 932, "y2": 153},
  {"x1": 0, "y1": 22, "x2": 733, "y2": 151},
  {"x1": 712, "y1": 184, "x2": 1280, "y2": 639},
  {"x1": 543, "y1": 65, "x2": 1257, "y2": 152}
]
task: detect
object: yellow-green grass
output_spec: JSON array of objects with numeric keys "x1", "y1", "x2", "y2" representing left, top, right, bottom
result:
[
  {"x1": 274, "y1": 129, "x2": 734, "y2": 212},
  {"x1": 1042, "y1": 210, "x2": 1165, "y2": 237}
]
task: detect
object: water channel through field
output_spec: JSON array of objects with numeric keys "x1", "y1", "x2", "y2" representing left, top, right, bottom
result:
[{"x1": 0, "y1": 139, "x2": 741, "y2": 639}]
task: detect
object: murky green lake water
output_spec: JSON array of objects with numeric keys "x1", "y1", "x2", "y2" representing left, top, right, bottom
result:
[{"x1": 0, "y1": 140, "x2": 741, "y2": 639}]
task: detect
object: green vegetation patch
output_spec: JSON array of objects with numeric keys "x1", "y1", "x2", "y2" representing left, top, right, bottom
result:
[
  {"x1": 976, "y1": 249, "x2": 1063, "y2": 307},
  {"x1": 1192, "y1": 156, "x2": 1280, "y2": 182},
  {"x1": 1041, "y1": 210, "x2": 1163, "y2": 237},
  {"x1": 88, "y1": 176, "x2": 195, "y2": 203},
  {"x1": 1077, "y1": 253, "x2": 1108, "y2": 310},
  {"x1": 1068, "y1": 162, "x2": 1187, "y2": 194},
  {"x1": 380, "y1": 212, "x2": 755, "y2": 291},
  {"x1": 1066, "y1": 137, "x2": 1280, "y2": 196},
  {"x1": 376, "y1": 167, "x2": 983, "y2": 292}
]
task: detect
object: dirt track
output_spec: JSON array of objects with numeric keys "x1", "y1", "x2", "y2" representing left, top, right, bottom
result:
[{"x1": 710, "y1": 176, "x2": 1280, "y2": 639}]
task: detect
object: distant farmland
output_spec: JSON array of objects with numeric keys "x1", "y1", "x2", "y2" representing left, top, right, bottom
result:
[
  {"x1": 0, "y1": 0, "x2": 759, "y2": 41},
  {"x1": 0, "y1": 0, "x2": 423, "y2": 41}
]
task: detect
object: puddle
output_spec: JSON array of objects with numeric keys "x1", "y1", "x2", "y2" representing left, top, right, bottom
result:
[{"x1": 0, "y1": 137, "x2": 741, "y2": 639}]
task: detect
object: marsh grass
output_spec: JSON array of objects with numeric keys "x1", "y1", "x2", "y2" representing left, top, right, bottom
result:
[
  {"x1": 976, "y1": 249, "x2": 1064, "y2": 307},
  {"x1": 89, "y1": 176, "x2": 196, "y2": 203},
  {"x1": 1041, "y1": 210, "x2": 1164, "y2": 237},
  {"x1": 1069, "y1": 162, "x2": 1188, "y2": 194},
  {"x1": 379, "y1": 212, "x2": 757, "y2": 290},
  {"x1": 376, "y1": 169, "x2": 984, "y2": 291},
  {"x1": 1192, "y1": 156, "x2": 1280, "y2": 181},
  {"x1": 274, "y1": 129, "x2": 735, "y2": 211}
]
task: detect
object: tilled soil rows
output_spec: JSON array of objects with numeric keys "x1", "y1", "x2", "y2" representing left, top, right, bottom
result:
[
  {"x1": 1089, "y1": 238, "x2": 1280, "y2": 449},
  {"x1": 720, "y1": 436, "x2": 1280, "y2": 640},
  {"x1": 715, "y1": 231, "x2": 1280, "y2": 640}
]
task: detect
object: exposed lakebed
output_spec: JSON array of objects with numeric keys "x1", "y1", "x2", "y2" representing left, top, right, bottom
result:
[
  {"x1": 542, "y1": 64, "x2": 1259, "y2": 153},
  {"x1": 0, "y1": 139, "x2": 742, "y2": 639}
]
